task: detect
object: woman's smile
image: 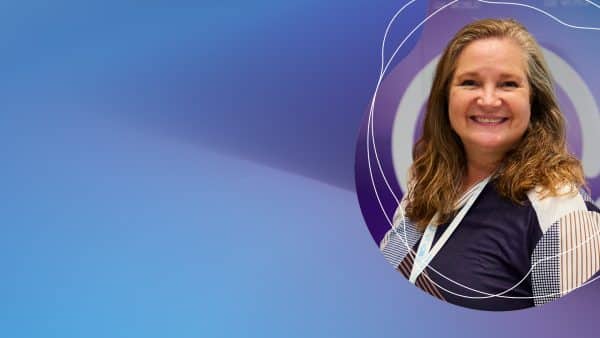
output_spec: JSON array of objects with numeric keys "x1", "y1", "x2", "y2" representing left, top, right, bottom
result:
[{"x1": 469, "y1": 116, "x2": 509, "y2": 125}]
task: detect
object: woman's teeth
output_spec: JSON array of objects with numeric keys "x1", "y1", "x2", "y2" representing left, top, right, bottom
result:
[{"x1": 471, "y1": 116, "x2": 506, "y2": 123}]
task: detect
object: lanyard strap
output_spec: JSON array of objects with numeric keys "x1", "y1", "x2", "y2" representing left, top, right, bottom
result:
[{"x1": 408, "y1": 176, "x2": 491, "y2": 284}]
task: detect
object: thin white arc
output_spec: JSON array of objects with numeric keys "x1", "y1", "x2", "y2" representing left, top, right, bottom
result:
[
  {"x1": 372, "y1": 0, "x2": 419, "y2": 205},
  {"x1": 367, "y1": 2, "x2": 416, "y2": 206},
  {"x1": 380, "y1": 0, "x2": 418, "y2": 76},
  {"x1": 372, "y1": 0, "x2": 421, "y2": 205},
  {"x1": 368, "y1": 0, "x2": 459, "y2": 206},
  {"x1": 583, "y1": 0, "x2": 600, "y2": 9},
  {"x1": 588, "y1": 0, "x2": 600, "y2": 8},
  {"x1": 478, "y1": 1, "x2": 600, "y2": 31},
  {"x1": 366, "y1": 109, "x2": 393, "y2": 227},
  {"x1": 368, "y1": 89, "x2": 399, "y2": 205},
  {"x1": 396, "y1": 206, "x2": 600, "y2": 299},
  {"x1": 380, "y1": 0, "x2": 459, "y2": 80},
  {"x1": 397, "y1": 185, "x2": 600, "y2": 299}
]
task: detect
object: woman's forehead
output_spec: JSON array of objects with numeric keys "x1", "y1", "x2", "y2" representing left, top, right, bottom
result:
[{"x1": 453, "y1": 38, "x2": 528, "y2": 78}]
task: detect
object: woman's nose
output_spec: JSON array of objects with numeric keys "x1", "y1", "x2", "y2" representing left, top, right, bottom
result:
[{"x1": 476, "y1": 86, "x2": 501, "y2": 107}]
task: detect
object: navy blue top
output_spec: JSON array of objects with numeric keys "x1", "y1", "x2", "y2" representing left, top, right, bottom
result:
[
  {"x1": 382, "y1": 179, "x2": 600, "y2": 310},
  {"x1": 421, "y1": 182, "x2": 541, "y2": 310}
]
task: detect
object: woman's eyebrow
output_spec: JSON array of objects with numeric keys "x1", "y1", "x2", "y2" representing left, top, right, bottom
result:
[
  {"x1": 454, "y1": 71, "x2": 479, "y2": 78},
  {"x1": 498, "y1": 73, "x2": 526, "y2": 81},
  {"x1": 452, "y1": 72, "x2": 480, "y2": 83},
  {"x1": 453, "y1": 71, "x2": 526, "y2": 80}
]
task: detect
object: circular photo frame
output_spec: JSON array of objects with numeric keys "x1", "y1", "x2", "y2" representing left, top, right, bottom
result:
[{"x1": 355, "y1": 4, "x2": 600, "y2": 311}]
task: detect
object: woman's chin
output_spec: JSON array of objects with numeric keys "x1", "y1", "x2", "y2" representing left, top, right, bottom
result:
[{"x1": 464, "y1": 138, "x2": 513, "y2": 156}]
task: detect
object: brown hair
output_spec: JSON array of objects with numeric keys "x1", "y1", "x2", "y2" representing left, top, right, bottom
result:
[{"x1": 405, "y1": 18, "x2": 585, "y2": 231}]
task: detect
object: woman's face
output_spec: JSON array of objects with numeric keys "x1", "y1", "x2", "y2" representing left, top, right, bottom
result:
[{"x1": 448, "y1": 37, "x2": 531, "y2": 162}]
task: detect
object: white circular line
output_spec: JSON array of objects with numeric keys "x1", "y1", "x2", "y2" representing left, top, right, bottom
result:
[
  {"x1": 366, "y1": 0, "x2": 460, "y2": 209},
  {"x1": 478, "y1": 0, "x2": 600, "y2": 31},
  {"x1": 397, "y1": 207, "x2": 600, "y2": 300}
]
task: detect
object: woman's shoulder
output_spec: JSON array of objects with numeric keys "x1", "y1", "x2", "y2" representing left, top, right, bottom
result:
[
  {"x1": 378, "y1": 200, "x2": 422, "y2": 268},
  {"x1": 526, "y1": 183, "x2": 596, "y2": 233},
  {"x1": 528, "y1": 184, "x2": 600, "y2": 306}
]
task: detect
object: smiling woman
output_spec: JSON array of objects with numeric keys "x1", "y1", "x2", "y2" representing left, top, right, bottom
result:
[{"x1": 380, "y1": 18, "x2": 600, "y2": 311}]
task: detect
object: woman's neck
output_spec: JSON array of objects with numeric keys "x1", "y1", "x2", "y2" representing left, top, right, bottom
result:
[{"x1": 463, "y1": 154, "x2": 502, "y2": 191}]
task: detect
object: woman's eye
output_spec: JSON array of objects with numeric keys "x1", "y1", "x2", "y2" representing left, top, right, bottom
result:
[
  {"x1": 501, "y1": 81, "x2": 519, "y2": 88},
  {"x1": 459, "y1": 80, "x2": 477, "y2": 86}
]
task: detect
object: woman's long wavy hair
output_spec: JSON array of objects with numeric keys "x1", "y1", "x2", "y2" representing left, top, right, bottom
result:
[{"x1": 405, "y1": 18, "x2": 585, "y2": 231}]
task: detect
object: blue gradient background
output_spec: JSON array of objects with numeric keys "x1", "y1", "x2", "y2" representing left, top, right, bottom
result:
[{"x1": 2, "y1": 1, "x2": 599, "y2": 337}]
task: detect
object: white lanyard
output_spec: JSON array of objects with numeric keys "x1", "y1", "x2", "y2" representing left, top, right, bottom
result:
[{"x1": 408, "y1": 176, "x2": 491, "y2": 284}]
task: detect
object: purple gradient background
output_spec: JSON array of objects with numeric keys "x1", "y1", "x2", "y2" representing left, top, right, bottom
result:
[{"x1": 1, "y1": 1, "x2": 599, "y2": 337}]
